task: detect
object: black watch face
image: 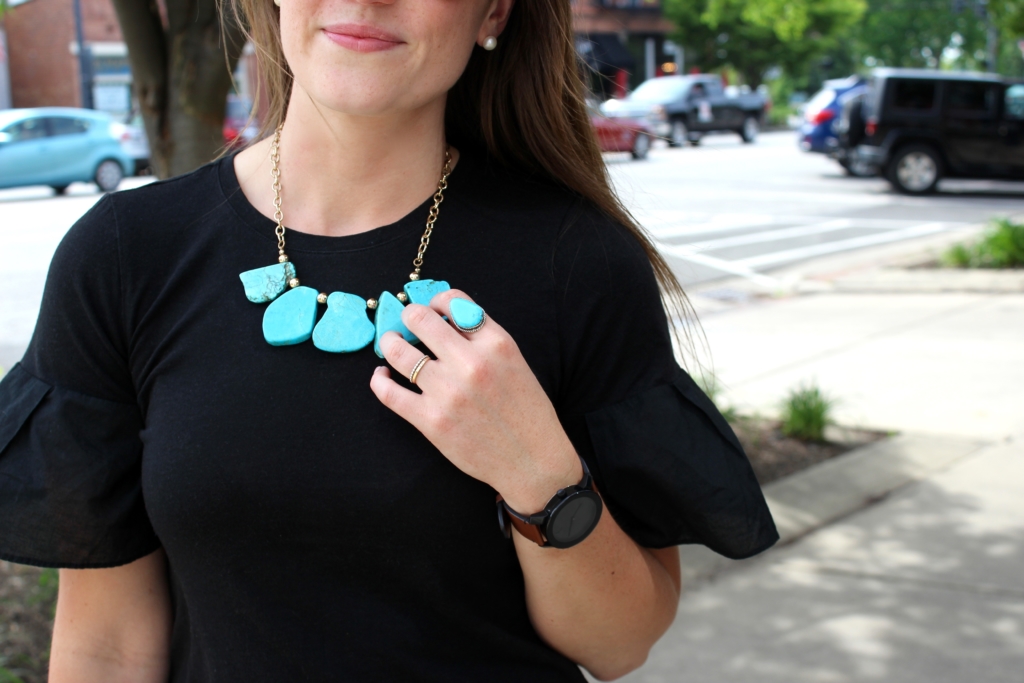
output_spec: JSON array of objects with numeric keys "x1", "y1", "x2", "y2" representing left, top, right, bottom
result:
[{"x1": 547, "y1": 491, "x2": 602, "y2": 548}]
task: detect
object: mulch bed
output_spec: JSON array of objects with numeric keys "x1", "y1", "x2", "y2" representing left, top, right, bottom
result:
[
  {"x1": 0, "y1": 420, "x2": 886, "y2": 680},
  {"x1": 729, "y1": 416, "x2": 888, "y2": 485}
]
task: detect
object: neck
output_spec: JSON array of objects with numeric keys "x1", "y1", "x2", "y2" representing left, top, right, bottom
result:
[{"x1": 235, "y1": 87, "x2": 457, "y2": 238}]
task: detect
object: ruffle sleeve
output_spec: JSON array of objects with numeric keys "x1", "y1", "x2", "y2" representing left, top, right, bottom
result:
[
  {"x1": 0, "y1": 363, "x2": 160, "y2": 568},
  {"x1": 552, "y1": 199, "x2": 777, "y2": 559},
  {"x1": 585, "y1": 369, "x2": 778, "y2": 557}
]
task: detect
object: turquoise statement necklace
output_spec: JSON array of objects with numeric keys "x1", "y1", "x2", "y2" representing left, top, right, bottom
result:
[{"x1": 238, "y1": 125, "x2": 470, "y2": 357}]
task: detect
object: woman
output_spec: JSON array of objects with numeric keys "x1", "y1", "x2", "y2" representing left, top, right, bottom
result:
[{"x1": 0, "y1": 0, "x2": 777, "y2": 680}]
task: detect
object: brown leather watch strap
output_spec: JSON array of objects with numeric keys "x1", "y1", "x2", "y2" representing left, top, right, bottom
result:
[
  {"x1": 495, "y1": 458, "x2": 601, "y2": 548},
  {"x1": 495, "y1": 494, "x2": 547, "y2": 546}
]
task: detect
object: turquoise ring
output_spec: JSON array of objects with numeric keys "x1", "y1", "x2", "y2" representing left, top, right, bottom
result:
[{"x1": 449, "y1": 298, "x2": 486, "y2": 333}]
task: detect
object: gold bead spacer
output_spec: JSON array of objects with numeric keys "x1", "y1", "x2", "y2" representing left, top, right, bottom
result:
[
  {"x1": 396, "y1": 292, "x2": 409, "y2": 303},
  {"x1": 366, "y1": 298, "x2": 378, "y2": 310},
  {"x1": 317, "y1": 292, "x2": 328, "y2": 304},
  {"x1": 409, "y1": 272, "x2": 420, "y2": 281},
  {"x1": 288, "y1": 278, "x2": 300, "y2": 288},
  {"x1": 278, "y1": 254, "x2": 289, "y2": 263}
]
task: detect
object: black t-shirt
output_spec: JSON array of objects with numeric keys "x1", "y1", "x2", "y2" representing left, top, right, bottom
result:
[{"x1": 0, "y1": 146, "x2": 777, "y2": 682}]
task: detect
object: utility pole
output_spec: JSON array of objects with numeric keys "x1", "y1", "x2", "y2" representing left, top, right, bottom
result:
[{"x1": 72, "y1": 0, "x2": 93, "y2": 108}]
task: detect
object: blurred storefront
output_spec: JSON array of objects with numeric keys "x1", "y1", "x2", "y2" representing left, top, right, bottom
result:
[
  {"x1": 2, "y1": 0, "x2": 252, "y2": 126},
  {"x1": 573, "y1": 0, "x2": 682, "y2": 100},
  {"x1": 1, "y1": 0, "x2": 126, "y2": 115}
]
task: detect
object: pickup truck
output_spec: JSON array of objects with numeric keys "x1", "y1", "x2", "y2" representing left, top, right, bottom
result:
[{"x1": 600, "y1": 75, "x2": 767, "y2": 147}]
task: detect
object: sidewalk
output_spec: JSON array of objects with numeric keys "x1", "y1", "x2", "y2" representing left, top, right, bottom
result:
[
  {"x1": 623, "y1": 437, "x2": 1023, "y2": 683},
  {"x1": 612, "y1": 251, "x2": 1024, "y2": 682}
]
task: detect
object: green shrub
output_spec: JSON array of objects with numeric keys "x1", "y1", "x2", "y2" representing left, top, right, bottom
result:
[
  {"x1": 0, "y1": 664, "x2": 25, "y2": 683},
  {"x1": 780, "y1": 383, "x2": 833, "y2": 441},
  {"x1": 942, "y1": 219, "x2": 1024, "y2": 269}
]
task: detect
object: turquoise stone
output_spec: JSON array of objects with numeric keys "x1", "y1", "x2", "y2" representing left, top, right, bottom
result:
[
  {"x1": 262, "y1": 286, "x2": 319, "y2": 346},
  {"x1": 239, "y1": 262, "x2": 296, "y2": 303},
  {"x1": 373, "y1": 291, "x2": 419, "y2": 358},
  {"x1": 449, "y1": 298, "x2": 486, "y2": 332},
  {"x1": 312, "y1": 292, "x2": 374, "y2": 353},
  {"x1": 403, "y1": 279, "x2": 450, "y2": 306}
]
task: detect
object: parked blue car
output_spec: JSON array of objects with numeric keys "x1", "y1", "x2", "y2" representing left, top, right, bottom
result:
[
  {"x1": 799, "y1": 76, "x2": 866, "y2": 155},
  {"x1": 0, "y1": 107, "x2": 135, "y2": 194}
]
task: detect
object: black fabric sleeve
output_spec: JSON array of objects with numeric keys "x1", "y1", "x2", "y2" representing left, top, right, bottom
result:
[
  {"x1": 0, "y1": 197, "x2": 160, "y2": 568},
  {"x1": 552, "y1": 200, "x2": 777, "y2": 558}
]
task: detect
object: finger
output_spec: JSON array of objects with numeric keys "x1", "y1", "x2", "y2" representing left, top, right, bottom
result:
[
  {"x1": 369, "y1": 366, "x2": 425, "y2": 421},
  {"x1": 429, "y1": 289, "x2": 499, "y2": 338},
  {"x1": 401, "y1": 303, "x2": 468, "y2": 362},
  {"x1": 379, "y1": 331, "x2": 438, "y2": 388}
]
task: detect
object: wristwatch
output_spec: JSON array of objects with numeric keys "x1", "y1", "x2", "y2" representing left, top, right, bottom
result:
[{"x1": 496, "y1": 457, "x2": 603, "y2": 549}]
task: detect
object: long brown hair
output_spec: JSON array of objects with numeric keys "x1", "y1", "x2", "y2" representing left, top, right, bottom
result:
[{"x1": 227, "y1": 0, "x2": 703, "y2": 370}]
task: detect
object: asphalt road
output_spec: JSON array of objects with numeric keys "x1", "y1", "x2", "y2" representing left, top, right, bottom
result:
[
  {"x1": 608, "y1": 130, "x2": 1024, "y2": 288},
  {"x1": 2, "y1": 131, "x2": 1023, "y2": 370}
]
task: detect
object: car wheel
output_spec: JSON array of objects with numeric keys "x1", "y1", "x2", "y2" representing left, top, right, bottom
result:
[
  {"x1": 51, "y1": 185, "x2": 69, "y2": 196},
  {"x1": 740, "y1": 116, "x2": 759, "y2": 143},
  {"x1": 95, "y1": 159, "x2": 124, "y2": 193},
  {"x1": 631, "y1": 133, "x2": 650, "y2": 160},
  {"x1": 886, "y1": 144, "x2": 941, "y2": 194},
  {"x1": 669, "y1": 119, "x2": 688, "y2": 148}
]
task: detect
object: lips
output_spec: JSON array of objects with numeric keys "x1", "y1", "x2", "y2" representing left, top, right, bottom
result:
[{"x1": 322, "y1": 23, "x2": 404, "y2": 53}]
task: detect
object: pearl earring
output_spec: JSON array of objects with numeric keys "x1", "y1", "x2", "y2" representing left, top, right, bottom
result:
[
  {"x1": 482, "y1": 36, "x2": 497, "y2": 51},
  {"x1": 274, "y1": 0, "x2": 280, "y2": 6}
]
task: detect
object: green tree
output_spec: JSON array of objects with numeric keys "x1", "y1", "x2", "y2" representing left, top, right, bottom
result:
[
  {"x1": 850, "y1": 0, "x2": 990, "y2": 70},
  {"x1": 111, "y1": 0, "x2": 245, "y2": 178},
  {"x1": 664, "y1": 0, "x2": 866, "y2": 85}
]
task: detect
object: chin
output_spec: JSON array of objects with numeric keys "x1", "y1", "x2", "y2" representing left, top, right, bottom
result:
[{"x1": 303, "y1": 81, "x2": 418, "y2": 118}]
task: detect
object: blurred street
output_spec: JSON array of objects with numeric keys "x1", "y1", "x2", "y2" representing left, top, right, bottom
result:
[
  {"x1": 607, "y1": 131, "x2": 1024, "y2": 288},
  {"x1": 601, "y1": 134, "x2": 1024, "y2": 683}
]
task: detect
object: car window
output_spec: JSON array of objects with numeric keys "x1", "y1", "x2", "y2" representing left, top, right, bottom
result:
[
  {"x1": 3, "y1": 117, "x2": 49, "y2": 142},
  {"x1": 628, "y1": 78, "x2": 688, "y2": 102},
  {"x1": 48, "y1": 117, "x2": 91, "y2": 136},
  {"x1": 702, "y1": 81, "x2": 723, "y2": 97},
  {"x1": 1004, "y1": 85, "x2": 1024, "y2": 120},
  {"x1": 805, "y1": 88, "x2": 837, "y2": 118},
  {"x1": 862, "y1": 78, "x2": 882, "y2": 119},
  {"x1": 946, "y1": 82, "x2": 997, "y2": 118},
  {"x1": 891, "y1": 80, "x2": 937, "y2": 111}
]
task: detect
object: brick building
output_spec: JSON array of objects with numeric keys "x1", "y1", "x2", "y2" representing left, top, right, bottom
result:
[
  {"x1": 2, "y1": 0, "x2": 130, "y2": 115},
  {"x1": 572, "y1": 0, "x2": 681, "y2": 99}
]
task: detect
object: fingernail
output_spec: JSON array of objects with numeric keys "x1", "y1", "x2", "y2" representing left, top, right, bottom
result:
[{"x1": 373, "y1": 366, "x2": 386, "y2": 376}]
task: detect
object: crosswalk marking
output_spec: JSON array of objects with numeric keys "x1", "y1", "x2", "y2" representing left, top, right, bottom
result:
[
  {"x1": 652, "y1": 215, "x2": 966, "y2": 286},
  {"x1": 733, "y1": 222, "x2": 951, "y2": 269}
]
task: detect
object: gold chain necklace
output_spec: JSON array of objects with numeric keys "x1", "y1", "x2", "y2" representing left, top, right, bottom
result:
[{"x1": 238, "y1": 124, "x2": 454, "y2": 357}]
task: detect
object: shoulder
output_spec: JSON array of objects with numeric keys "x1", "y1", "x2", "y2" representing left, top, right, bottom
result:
[
  {"x1": 460, "y1": 151, "x2": 653, "y2": 286},
  {"x1": 55, "y1": 160, "x2": 221, "y2": 256},
  {"x1": 105, "y1": 158, "x2": 225, "y2": 230}
]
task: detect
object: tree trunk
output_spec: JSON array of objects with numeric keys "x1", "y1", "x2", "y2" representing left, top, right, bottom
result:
[{"x1": 111, "y1": 0, "x2": 246, "y2": 179}]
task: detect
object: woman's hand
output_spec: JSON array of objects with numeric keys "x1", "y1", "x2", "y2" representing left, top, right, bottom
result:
[
  {"x1": 371, "y1": 289, "x2": 681, "y2": 679},
  {"x1": 369, "y1": 289, "x2": 582, "y2": 513}
]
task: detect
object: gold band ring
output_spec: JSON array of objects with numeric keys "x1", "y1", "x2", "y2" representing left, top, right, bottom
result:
[{"x1": 409, "y1": 355, "x2": 431, "y2": 385}]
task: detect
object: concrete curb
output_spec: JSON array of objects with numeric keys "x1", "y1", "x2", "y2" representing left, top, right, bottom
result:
[
  {"x1": 677, "y1": 433, "x2": 987, "y2": 585},
  {"x1": 812, "y1": 268, "x2": 1024, "y2": 294}
]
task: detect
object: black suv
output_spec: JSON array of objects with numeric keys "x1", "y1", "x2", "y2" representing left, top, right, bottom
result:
[{"x1": 850, "y1": 68, "x2": 1024, "y2": 194}]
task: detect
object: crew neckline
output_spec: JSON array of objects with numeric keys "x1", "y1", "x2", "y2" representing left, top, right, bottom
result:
[{"x1": 219, "y1": 145, "x2": 478, "y2": 254}]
